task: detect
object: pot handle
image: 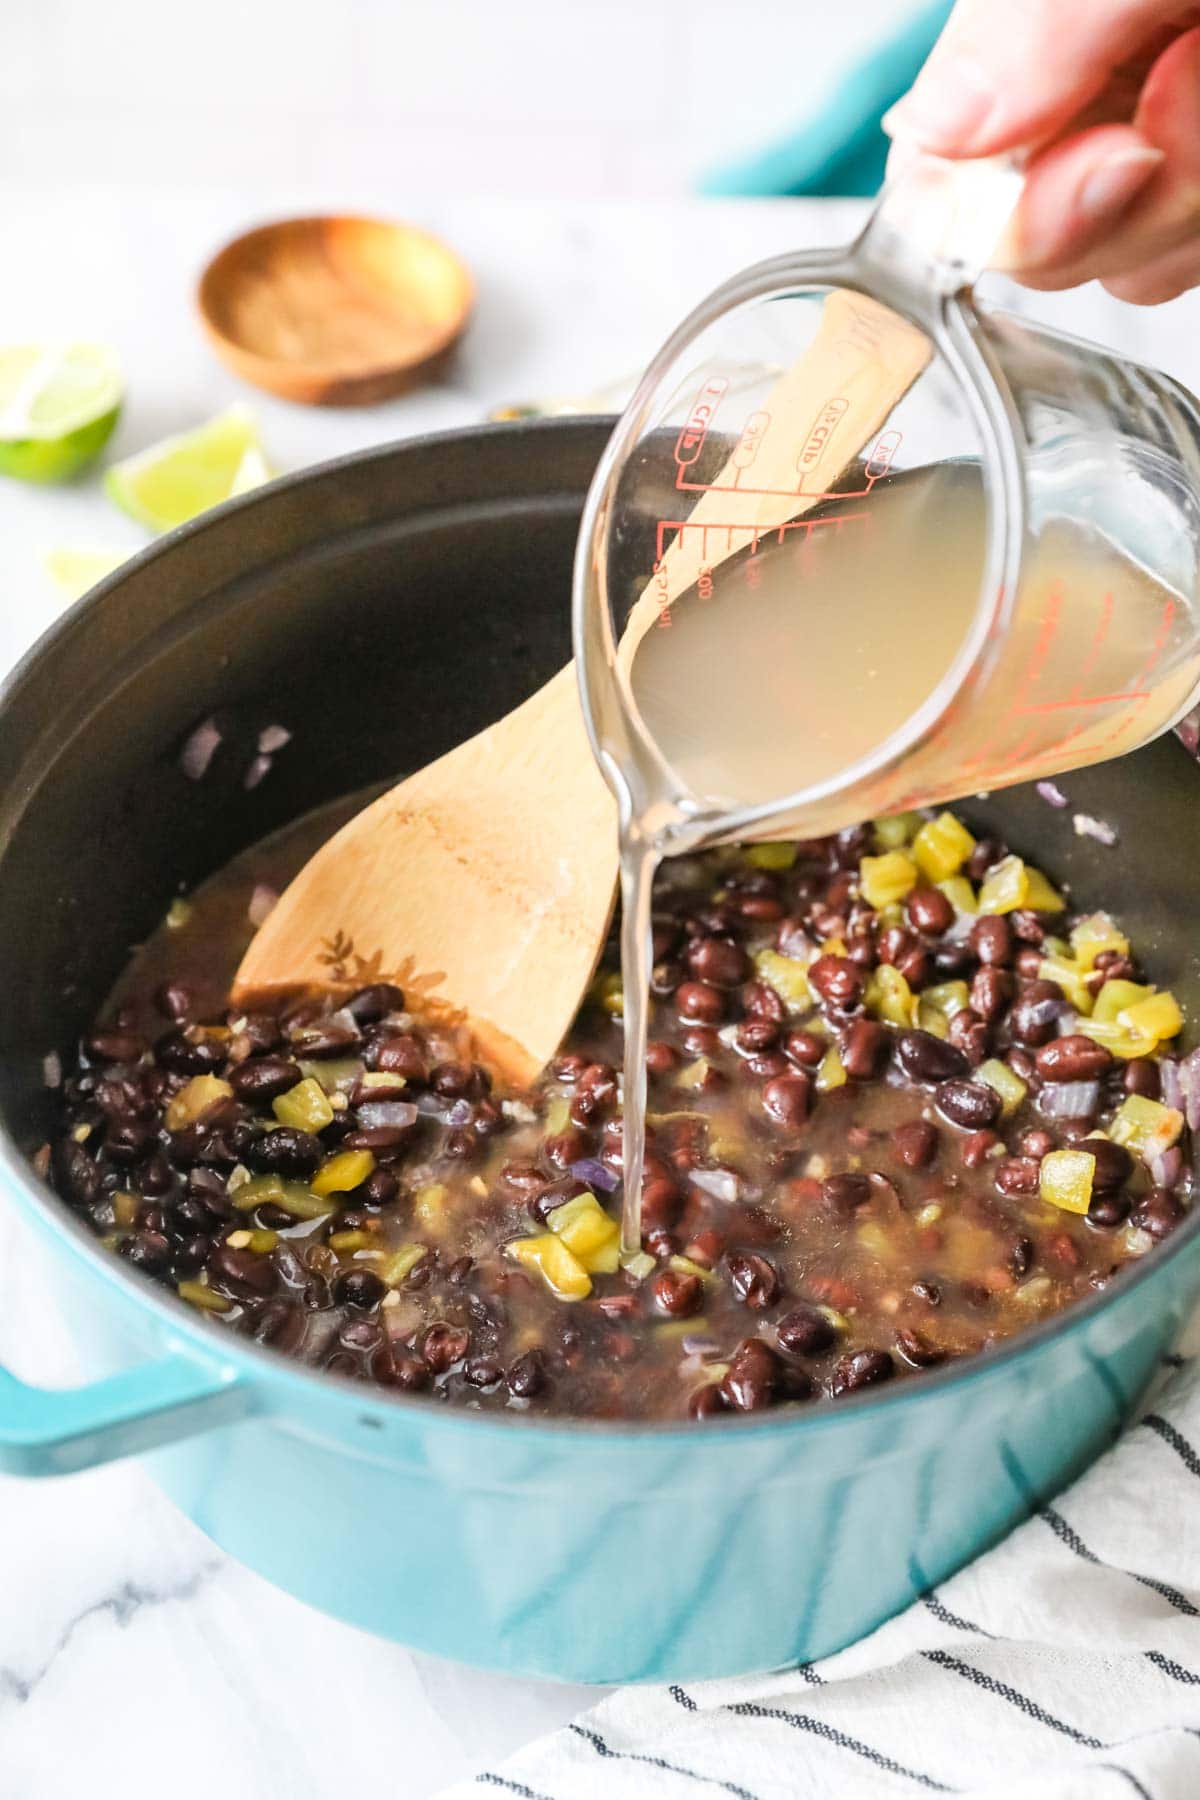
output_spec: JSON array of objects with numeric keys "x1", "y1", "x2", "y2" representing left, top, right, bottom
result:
[{"x1": 0, "y1": 1342, "x2": 249, "y2": 1477}]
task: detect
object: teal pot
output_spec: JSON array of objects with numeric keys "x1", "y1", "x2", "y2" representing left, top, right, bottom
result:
[{"x1": 0, "y1": 421, "x2": 1197, "y2": 1683}]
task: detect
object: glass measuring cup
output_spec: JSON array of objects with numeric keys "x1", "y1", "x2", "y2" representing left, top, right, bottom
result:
[
  {"x1": 574, "y1": 156, "x2": 1200, "y2": 857},
  {"x1": 572, "y1": 154, "x2": 1200, "y2": 1250}
]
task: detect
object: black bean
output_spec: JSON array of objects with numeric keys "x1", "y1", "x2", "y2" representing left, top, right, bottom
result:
[
  {"x1": 1035, "y1": 1036, "x2": 1113, "y2": 1081},
  {"x1": 246, "y1": 1127, "x2": 323, "y2": 1178},
  {"x1": 1124, "y1": 1059, "x2": 1161, "y2": 1099},
  {"x1": 289, "y1": 1022, "x2": 359, "y2": 1059},
  {"x1": 841, "y1": 1018, "x2": 887, "y2": 1080},
  {"x1": 1087, "y1": 1191, "x2": 1132, "y2": 1229},
  {"x1": 1076, "y1": 1137, "x2": 1133, "y2": 1193},
  {"x1": 894, "y1": 1029, "x2": 969, "y2": 1085},
  {"x1": 969, "y1": 915, "x2": 1013, "y2": 966},
  {"x1": 906, "y1": 886, "x2": 954, "y2": 935},
  {"x1": 463, "y1": 1357, "x2": 502, "y2": 1388},
  {"x1": 912, "y1": 1279, "x2": 942, "y2": 1305},
  {"x1": 345, "y1": 983, "x2": 405, "y2": 1025},
  {"x1": 934, "y1": 939, "x2": 976, "y2": 978},
  {"x1": 1010, "y1": 981, "x2": 1065, "y2": 1047},
  {"x1": 422, "y1": 1322, "x2": 471, "y2": 1372},
  {"x1": 807, "y1": 955, "x2": 864, "y2": 1008},
  {"x1": 970, "y1": 965, "x2": 1013, "y2": 1023},
  {"x1": 229, "y1": 1055, "x2": 303, "y2": 1101},
  {"x1": 651, "y1": 1269, "x2": 703, "y2": 1317},
  {"x1": 894, "y1": 1328, "x2": 945, "y2": 1367},
  {"x1": 967, "y1": 838, "x2": 1006, "y2": 882},
  {"x1": 821, "y1": 1172, "x2": 873, "y2": 1215},
  {"x1": 366, "y1": 1034, "x2": 428, "y2": 1083},
  {"x1": 119, "y1": 1229, "x2": 172, "y2": 1276},
  {"x1": 936, "y1": 1079, "x2": 1001, "y2": 1130},
  {"x1": 210, "y1": 1243, "x2": 277, "y2": 1297},
  {"x1": 386, "y1": 1350, "x2": 430, "y2": 1391},
  {"x1": 1130, "y1": 1188, "x2": 1185, "y2": 1241},
  {"x1": 361, "y1": 1167, "x2": 399, "y2": 1207},
  {"x1": 726, "y1": 1252, "x2": 781, "y2": 1310},
  {"x1": 686, "y1": 935, "x2": 749, "y2": 988},
  {"x1": 947, "y1": 1008, "x2": 990, "y2": 1065},
  {"x1": 506, "y1": 1350, "x2": 546, "y2": 1398},
  {"x1": 994, "y1": 1157, "x2": 1040, "y2": 1196},
  {"x1": 761, "y1": 1073, "x2": 811, "y2": 1127},
  {"x1": 52, "y1": 1139, "x2": 101, "y2": 1207},
  {"x1": 1007, "y1": 1235, "x2": 1035, "y2": 1278},
  {"x1": 783, "y1": 1029, "x2": 825, "y2": 1068},
  {"x1": 332, "y1": 1268, "x2": 387, "y2": 1309},
  {"x1": 829, "y1": 1348, "x2": 895, "y2": 1394},
  {"x1": 892, "y1": 1119, "x2": 939, "y2": 1168},
  {"x1": 155, "y1": 1029, "x2": 224, "y2": 1075},
  {"x1": 736, "y1": 1018, "x2": 780, "y2": 1055},
  {"x1": 895, "y1": 946, "x2": 933, "y2": 990},
  {"x1": 155, "y1": 981, "x2": 195, "y2": 1021},
  {"x1": 676, "y1": 980, "x2": 726, "y2": 1024},
  {"x1": 171, "y1": 1235, "x2": 211, "y2": 1278},
  {"x1": 719, "y1": 1337, "x2": 781, "y2": 1411},
  {"x1": 776, "y1": 1304, "x2": 836, "y2": 1356}
]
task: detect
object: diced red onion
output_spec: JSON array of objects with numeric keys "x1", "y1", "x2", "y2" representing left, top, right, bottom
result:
[
  {"x1": 258, "y1": 724, "x2": 292, "y2": 755},
  {"x1": 42, "y1": 1050, "x2": 62, "y2": 1089},
  {"x1": 1072, "y1": 812, "x2": 1118, "y2": 847},
  {"x1": 357, "y1": 1100, "x2": 418, "y2": 1131},
  {"x1": 1178, "y1": 1048, "x2": 1200, "y2": 1131},
  {"x1": 327, "y1": 1006, "x2": 361, "y2": 1036},
  {"x1": 1149, "y1": 1146, "x2": 1184, "y2": 1190},
  {"x1": 1039, "y1": 1080, "x2": 1100, "y2": 1117},
  {"x1": 180, "y1": 716, "x2": 223, "y2": 781},
  {"x1": 416, "y1": 1092, "x2": 455, "y2": 1121},
  {"x1": 1160, "y1": 1058, "x2": 1184, "y2": 1113},
  {"x1": 681, "y1": 1333, "x2": 721, "y2": 1357},
  {"x1": 248, "y1": 884, "x2": 278, "y2": 927},
  {"x1": 1036, "y1": 780, "x2": 1069, "y2": 809},
  {"x1": 689, "y1": 1167, "x2": 740, "y2": 1203},
  {"x1": 569, "y1": 1157, "x2": 618, "y2": 1193},
  {"x1": 1027, "y1": 995, "x2": 1071, "y2": 1030},
  {"x1": 447, "y1": 1098, "x2": 473, "y2": 1126}
]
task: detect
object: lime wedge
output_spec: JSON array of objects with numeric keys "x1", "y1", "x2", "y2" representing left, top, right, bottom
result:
[
  {"x1": 42, "y1": 547, "x2": 129, "y2": 602},
  {"x1": 105, "y1": 406, "x2": 269, "y2": 531},
  {"x1": 0, "y1": 343, "x2": 123, "y2": 483}
]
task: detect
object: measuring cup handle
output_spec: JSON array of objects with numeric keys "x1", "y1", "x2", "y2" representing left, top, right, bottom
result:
[{"x1": 854, "y1": 151, "x2": 1024, "y2": 300}]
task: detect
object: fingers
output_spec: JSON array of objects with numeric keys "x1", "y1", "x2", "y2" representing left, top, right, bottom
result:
[
  {"x1": 994, "y1": 26, "x2": 1200, "y2": 291},
  {"x1": 883, "y1": 0, "x2": 1180, "y2": 158},
  {"x1": 992, "y1": 125, "x2": 1164, "y2": 275},
  {"x1": 1104, "y1": 240, "x2": 1200, "y2": 304}
]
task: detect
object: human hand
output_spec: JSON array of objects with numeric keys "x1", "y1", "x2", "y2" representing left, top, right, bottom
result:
[{"x1": 884, "y1": 0, "x2": 1200, "y2": 303}]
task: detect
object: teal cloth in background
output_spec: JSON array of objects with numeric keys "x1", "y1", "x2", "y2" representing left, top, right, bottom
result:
[{"x1": 701, "y1": 0, "x2": 952, "y2": 197}]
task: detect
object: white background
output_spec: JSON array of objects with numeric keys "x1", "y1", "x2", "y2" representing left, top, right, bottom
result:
[{"x1": 4, "y1": 0, "x2": 918, "y2": 196}]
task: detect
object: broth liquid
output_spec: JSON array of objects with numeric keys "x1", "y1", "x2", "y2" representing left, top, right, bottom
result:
[{"x1": 611, "y1": 465, "x2": 1200, "y2": 1251}]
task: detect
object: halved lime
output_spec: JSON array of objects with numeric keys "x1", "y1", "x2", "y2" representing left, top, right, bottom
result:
[
  {"x1": 105, "y1": 406, "x2": 270, "y2": 531},
  {"x1": 42, "y1": 546, "x2": 129, "y2": 602},
  {"x1": 0, "y1": 343, "x2": 123, "y2": 483}
]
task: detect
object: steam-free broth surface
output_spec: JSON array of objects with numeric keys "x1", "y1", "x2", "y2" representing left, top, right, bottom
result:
[{"x1": 45, "y1": 800, "x2": 1194, "y2": 1419}]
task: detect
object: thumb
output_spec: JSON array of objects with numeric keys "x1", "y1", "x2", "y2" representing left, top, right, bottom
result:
[{"x1": 883, "y1": 0, "x2": 1183, "y2": 158}]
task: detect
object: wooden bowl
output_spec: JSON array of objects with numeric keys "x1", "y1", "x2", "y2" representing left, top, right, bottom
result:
[{"x1": 197, "y1": 215, "x2": 474, "y2": 406}]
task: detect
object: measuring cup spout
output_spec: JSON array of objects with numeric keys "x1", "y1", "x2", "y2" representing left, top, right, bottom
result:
[{"x1": 854, "y1": 152, "x2": 1024, "y2": 303}]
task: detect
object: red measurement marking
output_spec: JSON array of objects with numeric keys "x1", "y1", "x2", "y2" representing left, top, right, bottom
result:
[
  {"x1": 654, "y1": 511, "x2": 869, "y2": 562},
  {"x1": 864, "y1": 430, "x2": 902, "y2": 481},
  {"x1": 673, "y1": 377, "x2": 728, "y2": 470},
  {"x1": 732, "y1": 411, "x2": 771, "y2": 471},
  {"x1": 1065, "y1": 589, "x2": 1113, "y2": 701},
  {"x1": 796, "y1": 397, "x2": 849, "y2": 476}
]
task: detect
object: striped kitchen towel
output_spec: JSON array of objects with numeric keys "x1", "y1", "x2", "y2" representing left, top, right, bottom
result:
[{"x1": 440, "y1": 1343, "x2": 1200, "y2": 1799}]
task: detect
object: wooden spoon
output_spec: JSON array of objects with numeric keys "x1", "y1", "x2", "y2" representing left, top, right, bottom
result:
[
  {"x1": 197, "y1": 215, "x2": 474, "y2": 407},
  {"x1": 232, "y1": 292, "x2": 930, "y2": 1084}
]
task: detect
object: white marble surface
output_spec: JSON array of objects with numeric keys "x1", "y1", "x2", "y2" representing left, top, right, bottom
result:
[{"x1": 1, "y1": 186, "x2": 1199, "y2": 1798}]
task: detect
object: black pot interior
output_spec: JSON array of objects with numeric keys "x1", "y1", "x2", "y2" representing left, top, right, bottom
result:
[{"x1": 0, "y1": 418, "x2": 1197, "y2": 1165}]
